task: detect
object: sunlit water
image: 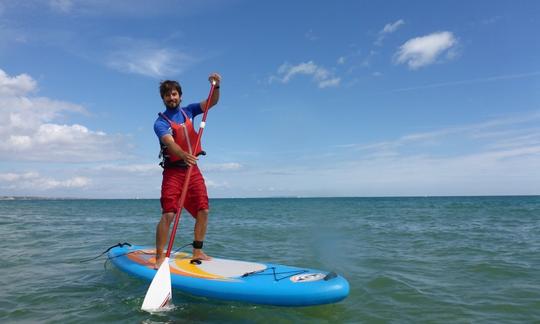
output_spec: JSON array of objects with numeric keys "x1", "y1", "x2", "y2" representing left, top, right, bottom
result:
[{"x1": 1, "y1": 196, "x2": 539, "y2": 323}]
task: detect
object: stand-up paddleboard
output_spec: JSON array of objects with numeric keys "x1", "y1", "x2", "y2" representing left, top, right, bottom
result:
[{"x1": 108, "y1": 245, "x2": 349, "y2": 306}]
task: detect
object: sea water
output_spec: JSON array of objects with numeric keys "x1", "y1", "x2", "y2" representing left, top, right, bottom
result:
[{"x1": 0, "y1": 196, "x2": 539, "y2": 323}]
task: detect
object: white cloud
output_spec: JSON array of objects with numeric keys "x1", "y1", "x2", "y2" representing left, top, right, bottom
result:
[
  {"x1": 202, "y1": 162, "x2": 243, "y2": 172},
  {"x1": 353, "y1": 112, "x2": 540, "y2": 156},
  {"x1": 375, "y1": 19, "x2": 405, "y2": 46},
  {"x1": 205, "y1": 179, "x2": 230, "y2": 189},
  {"x1": 271, "y1": 61, "x2": 341, "y2": 88},
  {"x1": 388, "y1": 71, "x2": 540, "y2": 93},
  {"x1": 0, "y1": 68, "x2": 127, "y2": 162},
  {"x1": 49, "y1": 0, "x2": 73, "y2": 13},
  {"x1": 0, "y1": 171, "x2": 90, "y2": 190},
  {"x1": 382, "y1": 19, "x2": 405, "y2": 34},
  {"x1": 208, "y1": 143, "x2": 540, "y2": 197},
  {"x1": 106, "y1": 38, "x2": 198, "y2": 78},
  {"x1": 0, "y1": 69, "x2": 36, "y2": 96},
  {"x1": 395, "y1": 31, "x2": 458, "y2": 69},
  {"x1": 219, "y1": 113, "x2": 540, "y2": 197},
  {"x1": 318, "y1": 78, "x2": 341, "y2": 88},
  {"x1": 334, "y1": 147, "x2": 540, "y2": 196},
  {"x1": 92, "y1": 163, "x2": 161, "y2": 175},
  {"x1": 31, "y1": 0, "x2": 222, "y2": 18}
]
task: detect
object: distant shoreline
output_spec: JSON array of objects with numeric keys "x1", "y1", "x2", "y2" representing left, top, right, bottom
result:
[{"x1": 1, "y1": 195, "x2": 539, "y2": 201}]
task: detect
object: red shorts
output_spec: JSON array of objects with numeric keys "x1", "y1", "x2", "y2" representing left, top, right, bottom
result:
[{"x1": 160, "y1": 165, "x2": 209, "y2": 218}]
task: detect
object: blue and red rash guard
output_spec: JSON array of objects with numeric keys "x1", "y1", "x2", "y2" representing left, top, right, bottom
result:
[{"x1": 154, "y1": 103, "x2": 203, "y2": 167}]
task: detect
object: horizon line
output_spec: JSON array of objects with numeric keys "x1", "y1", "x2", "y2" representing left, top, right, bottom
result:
[{"x1": 1, "y1": 194, "x2": 539, "y2": 201}]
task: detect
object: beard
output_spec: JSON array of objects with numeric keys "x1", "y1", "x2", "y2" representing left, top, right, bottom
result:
[{"x1": 165, "y1": 100, "x2": 180, "y2": 110}]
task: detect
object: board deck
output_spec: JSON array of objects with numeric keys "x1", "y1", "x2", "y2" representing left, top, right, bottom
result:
[{"x1": 108, "y1": 245, "x2": 349, "y2": 306}]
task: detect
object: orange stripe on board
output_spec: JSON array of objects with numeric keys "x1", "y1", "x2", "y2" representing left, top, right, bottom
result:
[{"x1": 125, "y1": 249, "x2": 231, "y2": 280}]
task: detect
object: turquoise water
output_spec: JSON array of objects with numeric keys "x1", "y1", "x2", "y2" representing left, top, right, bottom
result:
[{"x1": 1, "y1": 196, "x2": 539, "y2": 323}]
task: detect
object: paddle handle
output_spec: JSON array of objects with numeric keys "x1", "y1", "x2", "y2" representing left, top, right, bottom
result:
[{"x1": 164, "y1": 81, "x2": 217, "y2": 258}]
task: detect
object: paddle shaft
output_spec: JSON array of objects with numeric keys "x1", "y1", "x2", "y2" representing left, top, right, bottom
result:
[{"x1": 164, "y1": 82, "x2": 217, "y2": 258}]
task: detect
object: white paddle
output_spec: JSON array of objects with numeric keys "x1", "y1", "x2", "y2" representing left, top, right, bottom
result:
[
  {"x1": 141, "y1": 257, "x2": 172, "y2": 311},
  {"x1": 141, "y1": 80, "x2": 217, "y2": 312}
]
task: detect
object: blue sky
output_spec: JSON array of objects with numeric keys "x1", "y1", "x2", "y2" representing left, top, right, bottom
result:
[{"x1": 0, "y1": 0, "x2": 539, "y2": 198}]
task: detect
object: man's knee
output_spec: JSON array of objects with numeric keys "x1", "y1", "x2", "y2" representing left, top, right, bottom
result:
[
  {"x1": 161, "y1": 212, "x2": 175, "y2": 225},
  {"x1": 197, "y1": 209, "x2": 209, "y2": 220}
]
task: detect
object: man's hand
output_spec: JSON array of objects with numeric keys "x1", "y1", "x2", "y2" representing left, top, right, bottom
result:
[
  {"x1": 161, "y1": 135, "x2": 197, "y2": 166},
  {"x1": 178, "y1": 150, "x2": 198, "y2": 166},
  {"x1": 209, "y1": 72, "x2": 221, "y2": 86}
]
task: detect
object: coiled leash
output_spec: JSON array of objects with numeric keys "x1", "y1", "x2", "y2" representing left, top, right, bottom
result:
[
  {"x1": 79, "y1": 242, "x2": 132, "y2": 263},
  {"x1": 80, "y1": 241, "x2": 206, "y2": 267},
  {"x1": 172, "y1": 241, "x2": 206, "y2": 265}
]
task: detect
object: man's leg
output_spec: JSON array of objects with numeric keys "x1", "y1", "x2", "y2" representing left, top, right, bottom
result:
[
  {"x1": 155, "y1": 212, "x2": 175, "y2": 269},
  {"x1": 192, "y1": 209, "x2": 211, "y2": 260}
]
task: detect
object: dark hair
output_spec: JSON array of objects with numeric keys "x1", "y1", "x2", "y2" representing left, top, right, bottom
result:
[{"x1": 159, "y1": 80, "x2": 182, "y2": 98}]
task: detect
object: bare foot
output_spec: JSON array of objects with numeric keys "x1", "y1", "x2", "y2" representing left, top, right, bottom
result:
[
  {"x1": 192, "y1": 249, "x2": 212, "y2": 261},
  {"x1": 154, "y1": 254, "x2": 165, "y2": 270}
]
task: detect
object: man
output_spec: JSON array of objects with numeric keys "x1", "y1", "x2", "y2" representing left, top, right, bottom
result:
[{"x1": 153, "y1": 73, "x2": 221, "y2": 269}]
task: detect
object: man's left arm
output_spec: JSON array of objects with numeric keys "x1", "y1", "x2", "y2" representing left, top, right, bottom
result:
[{"x1": 200, "y1": 72, "x2": 221, "y2": 111}]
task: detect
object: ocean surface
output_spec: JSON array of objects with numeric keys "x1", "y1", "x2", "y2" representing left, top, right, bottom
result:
[{"x1": 1, "y1": 196, "x2": 539, "y2": 323}]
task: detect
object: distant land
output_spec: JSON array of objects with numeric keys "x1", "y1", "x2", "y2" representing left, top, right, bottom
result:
[
  {"x1": 1, "y1": 195, "x2": 538, "y2": 201},
  {"x1": 0, "y1": 196, "x2": 88, "y2": 201}
]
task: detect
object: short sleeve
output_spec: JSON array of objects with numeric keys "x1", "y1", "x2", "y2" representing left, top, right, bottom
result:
[
  {"x1": 154, "y1": 117, "x2": 171, "y2": 140},
  {"x1": 183, "y1": 102, "x2": 203, "y2": 118}
]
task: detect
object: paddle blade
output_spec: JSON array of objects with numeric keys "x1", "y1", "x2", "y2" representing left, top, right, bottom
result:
[{"x1": 141, "y1": 257, "x2": 172, "y2": 312}]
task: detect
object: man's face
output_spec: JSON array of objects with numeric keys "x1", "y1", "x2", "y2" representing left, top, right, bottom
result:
[{"x1": 163, "y1": 90, "x2": 181, "y2": 109}]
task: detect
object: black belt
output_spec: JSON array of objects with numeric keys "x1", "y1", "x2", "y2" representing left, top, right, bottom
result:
[{"x1": 160, "y1": 160, "x2": 188, "y2": 169}]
